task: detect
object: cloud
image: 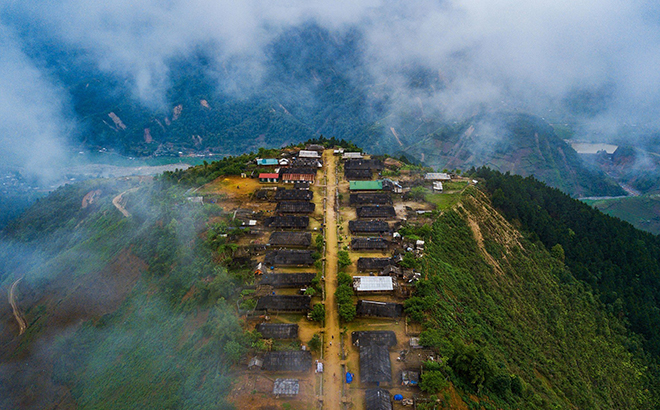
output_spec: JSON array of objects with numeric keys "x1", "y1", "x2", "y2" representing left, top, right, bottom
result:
[
  {"x1": 0, "y1": 24, "x2": 72, "y2": 184},
  {"x1": 3, "y1": 0, "x2": 660, "y2": 139}
]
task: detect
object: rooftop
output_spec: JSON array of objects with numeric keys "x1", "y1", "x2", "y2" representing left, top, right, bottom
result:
[
  {"x1": 256, "y1": 323, "x2": 299, "y2": 340},
  {"x1": 350, "y1": 180, "x2": 383, "y2": 191},
  {"x1": 353, "y1": 276, "x2": 394, "y2": 292}
]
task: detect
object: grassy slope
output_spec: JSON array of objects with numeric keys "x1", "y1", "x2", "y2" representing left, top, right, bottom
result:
[
  {"x1": 0, "y1": 178, "x2": 241, "y2": 410},
  {"x1": 413, "y1": 187, "x2": 648, "y2": 409},
  {"x1": 584, "y1": 195, "x2": 660, "y2": 235}
]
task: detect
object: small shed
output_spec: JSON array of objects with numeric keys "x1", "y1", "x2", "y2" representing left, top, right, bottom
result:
[
  {"x1": 356, "y1": 205, "x2": 397, "y2": 219},
  {"x1": 264, "y1": 216, "x2": 309, "y2": 229},
  {"x1": 365, "y1": 388, "x2": 392, "y2": 410},
  {"x1": 268, "y1": 231, "x2": 312, "y2": 247},
  {"x1": 356, "y1": 300, "x2": 404, "y2": 318},
  {"x1": 276, "y1": 201, "x2": 316, "y2": 214},
  {"x1": 264, "y1": 250, "x2": 316, "y2": 266},
  {"x1": 350, "y1": 180, "x2": 383, "y2": 191},
  {"x1": 259, "y1": 273, "x2": 316, "y2": 288},
  {"x1": 358, "y1": 258, "x2": 395, "y2": 272},
  {"x1": 380, "y1": 265, "x2": 401, "y2": 277},
  {"x1": 432, "y1": 181, "x2": 443, "y2": 191},
  {"x1": 401, "y1": 370, "x2": 420, "y2": 386},
  {"x1": 259, "y1": 173, "x2": 280, "y2": 183},
  {"x1": 294, "y1": 181, "x2": 310, "y2": 190},
  {"x1": 256, "y1": 323, "x2": 299, "y2": 340},
  {"x1": 353, "y1": 276, "x2": 395, "y2": 293},
  {"x1": 263, "y1": 351, "x2": 312, "y2": 372},
  {"x1": 255, "y1": 295, "x2": 311, "y2": 312},
  {"x1": 274, "y1": 189, "x2": 313, "y2": 201},
  {"x1": 273, "y1": 378, "x2": 299, "y2": 396},
  {"x1": 248, "y1": 357, "x2": 263, "y2": 370},
  {"x1": 351, "y1": 237, "x2": 389, "y2": 251},
  {"x1": 349, "y1": 220, "x2": 391, "y2": 235}
]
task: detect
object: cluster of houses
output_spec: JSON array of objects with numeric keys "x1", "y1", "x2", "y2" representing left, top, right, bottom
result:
[
  {"x1": 342, "y1": 157, "x2": 426, "y2": 409},
  {"x1": 245, "y1": 147, "x2": 325, "y2": 398},
  {"x1": 237, "y1": 146, "x2": 439, "y2": 408},
  {"x1": 257, "y1": 145, "x2": 324, "y2": 185}
]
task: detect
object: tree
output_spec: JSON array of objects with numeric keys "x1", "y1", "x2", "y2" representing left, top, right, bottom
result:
[
  {"x1": 420, "y1": 371, "x2": 448, "y2": 393},
  {"x1": 338, "y1": 250, "x2": 351, "y2": 270},
  {"x1": 309, "y1": 333, "x2": 322, "y2": 351},
  {"x1": 310, "y1": 303, "x2": 325, "y2": 322}
]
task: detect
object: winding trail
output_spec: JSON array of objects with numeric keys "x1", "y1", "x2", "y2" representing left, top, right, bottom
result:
[
  {"x1": 9, "y1": 278, "x2": 27, "y2": 336},
  {"x1": 112, "y1": 187, "x2": 139, "y2": 217},
  {"x1": 322, "y1": 150, "x2": 343, "y2": 409}
]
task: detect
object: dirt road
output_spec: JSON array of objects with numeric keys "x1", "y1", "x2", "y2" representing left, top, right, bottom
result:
[
  {"x1": 322, "y1": 150, "x2": 344, "y2": 409},
  {"x1": 112, "y1": 187, "x2": 139, "y2": 217},
  {"x1": 9, "y1": 278, "x2": 27, "y2": 336}
]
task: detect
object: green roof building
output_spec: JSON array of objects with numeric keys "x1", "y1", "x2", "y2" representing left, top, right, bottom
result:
[{"x1": 350, "y1": 180, "x2": 383, "y2": 191}]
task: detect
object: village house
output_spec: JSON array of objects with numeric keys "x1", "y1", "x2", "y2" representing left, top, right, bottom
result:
[
  {"x1": 424, "y1": 172, "x2": 451, "y2": 181},
  {"x1": 274, "y1": 188, "x2": 314, "y2": 201},
  {"x1": 264, "y1": 216, "x2": 309, "y2": 229},
  {"x1": 275, "y1": 201, "x2": 316, "y2": 214},
  {"x1": 353, "y1": 276, "x2": 395, "y2": 293},
  {"x1": 259, "y1": 173, "x2": 280, "y2": 183},
  {"x1": 255, "y1": 295, "x2": 311, "y2": 313},
  {"x1": 262, "y1": 351, "x2": 312, "y2": 372},
  {"x1": 259, "y1": 273, "x2": 316, "y2": 288},
  {"x1": 268, "y1": 231, "x2": 312, "y2": 247},
  {"x1": 349, "y1": 220, "x2": 391, "y2": 235},
  {"x1": 264, "y1": 250, "x2": 316, "y2": 266},
  {"x1": 256, "y1": 323, "x2": 299, "y2": 340}
]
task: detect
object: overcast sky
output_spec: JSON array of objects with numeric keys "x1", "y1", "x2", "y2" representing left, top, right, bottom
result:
[{"x1": 3, "y1": 0, "x2": 660, "y2": 178}]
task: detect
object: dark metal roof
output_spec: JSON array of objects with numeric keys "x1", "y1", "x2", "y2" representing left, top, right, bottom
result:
[
  {"x1": 294, "y1": 181, "x2": 310, "y2": 190},
  {"x1": 349, "y1": 193, "x2": 392, "y2": 205},
  {"x1": 264, "y1": 250, "x2": 316, "y2": 266},
  {"x1": 268, "y1": 231, "x2": 312, "y2": 247},
  {"x1": 352, "y1": 331, "x2": 397, "y2": 348},
  {"x1": 359, "y1": 345, "x2": 392, "y2": 384},
  {"x1": 263, "y1": 351, "x2": 312, "y2": 372},
  {"x1": 256, "y1": 323, "x2": 299, "y2": 339},
  {"x1": 349, "y1": 220, "x2": 391, "y2": 234},
  {"x1": 255, "y1": 295, "x2": 311, "y2": 312},
  {"x1": 276, "y1": 201, "x2": 316, "y2": 214},
  {"x1": 274, "y1": 189, "x2": 313, "y2": 201},
  {"x1": 345, "y1": 168, "x2": 373, "y2": 180},
  {"x1": 351, "y1": 237, "x2": 389, "y2": 250},
  {"x1": 356, "y1": 300, "x2": 404, "y2": 318},
  {"x1": 356, "y1": 206, "x2": 396, "y2": 219},
  {"x1": 259, "y1": 273, "x2": 316, "y2": 288},
  {"x1": 358, "y1": 258, "x2": 395, "y2": 271},
  {"x1": 264, "y1": 216, "x2": 309, "y2": 229},
  {"x1": 345, "y1": 159, "x2": 384, "y2": 171},
  {"x1": 365, "y1": 388, "x2": 393, "y2": 410},
  {"x1": 280, "y1": 167, "x2": 316, "y2": 176}
]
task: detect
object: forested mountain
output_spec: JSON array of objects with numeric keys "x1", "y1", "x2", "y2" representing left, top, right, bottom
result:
[{"x1": 14, "y1": 22, "x2": 621, "y2": 197}]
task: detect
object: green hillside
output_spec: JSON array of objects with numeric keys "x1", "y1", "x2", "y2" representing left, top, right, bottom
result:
[
  {"x1": 0, "y1": 148, "x2": 657, "y2": 409},
  {"x1": 407, "y1": 187, "x2": 651, "y2": 408}
]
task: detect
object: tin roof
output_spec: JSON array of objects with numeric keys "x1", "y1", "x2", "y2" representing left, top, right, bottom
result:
[
  {"x1": 350, "y1": 180, "x2": 383, "y2": 190},
  {"x1": 353, "y1": 276, "x2": 394, "y2": 292},
  {"x1": 259, "y1": 173, "x2": 280, "y2": 179}
]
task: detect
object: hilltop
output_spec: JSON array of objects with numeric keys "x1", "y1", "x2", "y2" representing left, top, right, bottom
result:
[{"x1": 0, "y1": 142, "x2": 657, "y2": 409}]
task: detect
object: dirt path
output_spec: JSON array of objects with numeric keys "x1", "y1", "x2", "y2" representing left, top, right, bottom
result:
[
  {"x1": 112, "y1": 187, "x2": 139, "y2": 217},
  {"x1": 322, "y1": 150, "x2": 344, "y2": 409},
  {"x1": 9, "y1": 277, "x2": 27, "y2": 336}
]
